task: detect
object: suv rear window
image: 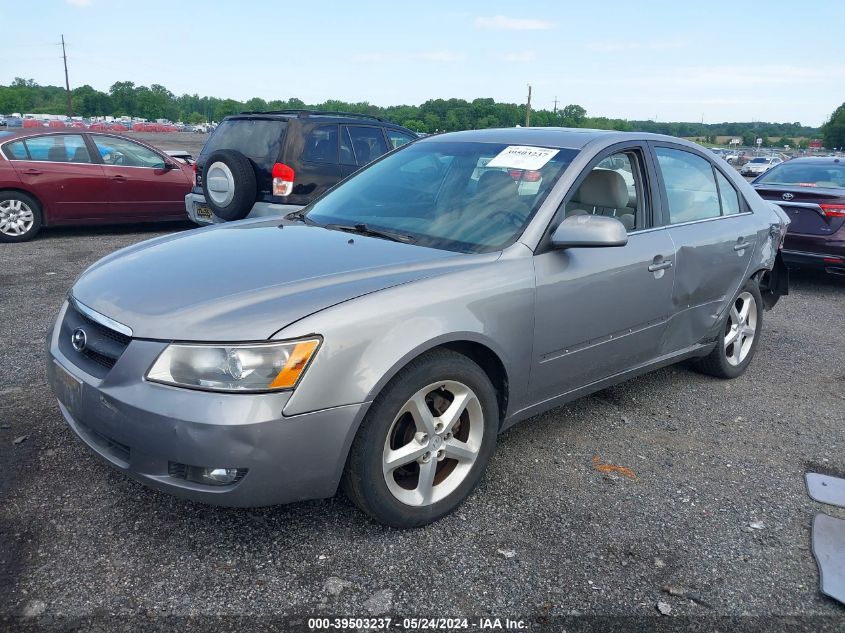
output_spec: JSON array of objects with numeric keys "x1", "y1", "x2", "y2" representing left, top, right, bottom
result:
[{"x1": 202, "y1": 118, "x2": 286, "y2": 166}]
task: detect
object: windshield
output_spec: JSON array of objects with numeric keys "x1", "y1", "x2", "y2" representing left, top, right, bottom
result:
[
  {"x1": 304, "y1": 141, "x2": 578, "y2": 253},
  {"x1": 756, "y1": 162, "x2": 845, "y2": 189}
]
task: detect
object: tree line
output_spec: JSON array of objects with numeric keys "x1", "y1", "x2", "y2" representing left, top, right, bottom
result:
[{"x1": 0, "y1": 78, "x2": 827, "y2": 145}]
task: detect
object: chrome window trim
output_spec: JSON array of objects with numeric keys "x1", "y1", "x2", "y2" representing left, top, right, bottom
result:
[
  {"x1": 69, "y1": 296, "x2": 133, "y2": 337},
  {"x1": 628, "y1": 211, "x2": 754, "y2": 235}
]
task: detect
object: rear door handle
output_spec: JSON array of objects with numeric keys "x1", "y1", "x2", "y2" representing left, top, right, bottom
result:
[
  {"x1": 648, "y1": 261, "x2": 673, "y2": 272},
  {"x1": 734, "y1": 241, "x2": 751, "y2": 251},
  {"x1": 111, "y1": 174, "x2": 127, "y2": 181},
  {"x1": 22, "y1": 169, "x2": 42, "y2": 175}
]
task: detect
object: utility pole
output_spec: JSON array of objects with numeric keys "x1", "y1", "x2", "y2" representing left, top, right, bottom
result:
[
  {"x1": 61, "y1": 34, "x2": 73, "y2": 117},
  {"x1": 525, "y1": 84, "x2": 532, "y2": 127},
  {"x1": 553, "y1": 96, "x2": 559, "y2": 116}
]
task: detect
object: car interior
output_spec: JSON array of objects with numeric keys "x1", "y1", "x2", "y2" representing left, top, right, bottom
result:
[{"x1": 564, "y1": 152, "x2": 641, "y2": 231}]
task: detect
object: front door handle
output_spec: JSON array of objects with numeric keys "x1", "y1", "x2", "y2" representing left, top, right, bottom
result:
[
  {"x1": 648, "y1": 260, "x2": 673, "y2": 272},
  {"x1": 111, "y1": 174, "x2": 127, "y2": 181},
  {"x1": 22, "y1": 169, "x2": 43, "y2": 175},
  {"x1": 733, "y1": 241, "x2": 751, "y2": 251}
]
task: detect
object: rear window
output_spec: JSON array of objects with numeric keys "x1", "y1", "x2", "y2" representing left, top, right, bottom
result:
[
  {"x1": 201, "y1": 118, "x2": 286, "y2": 166},
  {"x1": 749, "y1": 158, "x2": 767, "y2": 164},
  {"x1": 756, "y1": 162, "x2": 845, "y2": 189}
]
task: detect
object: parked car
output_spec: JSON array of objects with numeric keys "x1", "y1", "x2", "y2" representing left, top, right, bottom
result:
[
  {"x1": 741, "y1": 156, "x2": 783, "y2": 177},
  {"x1": 185, "y1": 110, "x2": 418, "y2": 225},
  {"x1": 0, "y1": 130, "x2": 193, "y2": 241},
  {"x1": 0, "y1": 116, "x2": 6, "y2": 127},
  {"x1": 47, "y1": 128, "x2": 789, "y2": 527},
  {"x1": 752, "y1": 156, "x2": 845, "y2": 274}
]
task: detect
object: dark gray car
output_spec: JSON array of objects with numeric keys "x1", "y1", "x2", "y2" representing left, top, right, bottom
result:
[{"x1": 47, "y1": 128, "x2": 790, "y2": 527}]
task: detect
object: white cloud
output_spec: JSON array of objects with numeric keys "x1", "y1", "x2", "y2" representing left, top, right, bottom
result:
[
  {"x1": 587, "y1": 40, "x2": 685, "y2": 53},
  {"x1": 66, "y1": 0, "x2": 93, "y2": 6},
  {"x1": 414, "y1": 51, "x2": 463, "y2": 62},
  {"x1": 498, "y1": 51, "x2": 536, "y2": 63},
  {"x1": 352, "y1": 51, "x2": 463, "y2": 63},
  {"x1": 474, "y1": 15, "x2": 554, "y2": 30}
]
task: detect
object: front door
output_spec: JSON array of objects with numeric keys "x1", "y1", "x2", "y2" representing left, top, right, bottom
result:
[
  {"x1": 531, "y1": 145, "x2": 676, "y2": 402},
  {"x1": 89, "y1": 134, "x2": 188, "y2": 219}
]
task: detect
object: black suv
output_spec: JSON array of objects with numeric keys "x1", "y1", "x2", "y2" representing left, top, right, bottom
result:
[{"x1": 186, "y1": 110, "x2": 418, "y2": 225}]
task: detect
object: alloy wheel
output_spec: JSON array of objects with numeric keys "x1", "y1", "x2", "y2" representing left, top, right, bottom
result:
[
  {"x1": 0, "y1": 199, "x2": 35, "y2": 237},
  {"x1": 382, "y1": 380, "x2": 484, "y2": 507},
  {"x1": 724, "y1": 291, "x2": 757, "y2": 366}
]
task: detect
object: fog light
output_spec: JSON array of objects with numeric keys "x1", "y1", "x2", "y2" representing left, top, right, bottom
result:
[{"x1": 169, "y1": 462, "x2": 247, "y2": 486}]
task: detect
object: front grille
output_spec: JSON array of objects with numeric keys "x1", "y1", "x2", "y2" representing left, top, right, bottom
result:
[
  {"x1": 59, "y1": 302, "x2": 131, "y2": 378},
  {"x1": 78, "y1": 421, "x2": 130, "y2": 464}
]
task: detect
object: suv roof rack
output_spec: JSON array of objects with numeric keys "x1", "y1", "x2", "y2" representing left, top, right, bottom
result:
[{"x1": 239, "y1": 109, "x2": 387, "y2": 122}]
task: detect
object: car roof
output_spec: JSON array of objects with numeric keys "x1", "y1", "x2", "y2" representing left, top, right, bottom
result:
[
  {"x1": 226, "y1": 110, "x2": 408, "y2": 127},
  {"x1": 416, "y1": 127, "x2": 700, "y2": 150},
  {"x1": 782, "y1": 156, "x2": 844, "y2": 165}
]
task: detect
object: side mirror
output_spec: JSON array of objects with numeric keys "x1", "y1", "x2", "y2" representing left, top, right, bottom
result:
[
  {"x1": 162, "y1": 161, "x2": 177, "y2": 170},
  {"x1": 550, "y1": 214, "x2": 628, "y2": 249}
]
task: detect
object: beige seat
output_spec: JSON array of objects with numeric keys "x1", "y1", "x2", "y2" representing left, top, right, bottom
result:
[{"x1": 566, "y1": 169, "x2": 635, "y2": 231}]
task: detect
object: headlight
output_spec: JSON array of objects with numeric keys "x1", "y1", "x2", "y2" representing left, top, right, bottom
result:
[{"x1": 146, "y1": 338, "x2": 320, "y2": 392}]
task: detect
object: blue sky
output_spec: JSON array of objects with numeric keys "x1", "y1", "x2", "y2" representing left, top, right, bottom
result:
[{"x1": 2, "y1": 0, "x2": 842, "y2": 125}]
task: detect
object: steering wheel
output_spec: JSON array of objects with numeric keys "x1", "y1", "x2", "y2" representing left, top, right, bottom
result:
[{"x1": 488, "y1": 210, "x2": 525, "y2": 227}]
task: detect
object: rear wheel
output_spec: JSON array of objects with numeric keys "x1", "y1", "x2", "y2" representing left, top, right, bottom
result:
[
  {"x1": 0, "y1": 191, "x2": 42, "y2": 242},
  {"x1": 692, "y1": 279, "x2": 763, "y2": 379},
  {"x1": 343, "y1": 349, "x2": 499, "y2": 528}
]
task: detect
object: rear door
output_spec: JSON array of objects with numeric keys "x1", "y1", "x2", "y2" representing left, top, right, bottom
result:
[
  {"x1": 650, "y1": 143, "x2": 758, "y2": 351},
  {"x1": 5, "y1": 134, "x2": 108, "y2": 221},
  {"x1": 288, "y1": 123, "x2": 342, "y2": 204},
  {"x1": 338, "y1": 125, "x2": 390, "y2": 178},
  {"x1": 90, "y1": 134, "x2": 189, "y2": 219}
]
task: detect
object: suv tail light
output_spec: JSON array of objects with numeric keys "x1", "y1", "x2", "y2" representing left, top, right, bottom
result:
[
  {"x1": 820, "y1": 203, "x2": 845, "y2": 218},
  {"x1": 272, "y1": 163, "x2": 295, "y2": 197}
]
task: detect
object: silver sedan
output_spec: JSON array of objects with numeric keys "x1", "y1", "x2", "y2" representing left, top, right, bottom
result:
[{"x1": 47, "y1": 128, "x2": 790, "y2": 527}]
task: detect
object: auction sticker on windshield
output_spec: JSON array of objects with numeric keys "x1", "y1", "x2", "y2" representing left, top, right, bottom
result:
[{"x1": 487, "y1": 146, "x2": 559, "y2": 170}]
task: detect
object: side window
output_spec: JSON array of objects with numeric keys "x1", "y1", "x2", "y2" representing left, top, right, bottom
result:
[
  {"x1": 563, "y1": 150, "x2": 645, "y2": 233},
  {"x1": 3, "y1": 140, "x2": 28, "y2": 160},
  {"x1": 715, "y1": 169, "x2": 741, "y2": 215},
  {"x1": 655, "y1": 148, "x2": 721, "y2": 224},
  {"x1": 386, "y1": 129, "x2": 416, "y2": 149},
  {"x1": 346, "y1": 126, "x2": 388, "y2": 167},
  {"x1": 18, "y1": 135, "x2": 91, "y2": 163},
  {"x1": 302, "y1": 125, "x2": 338, "y2": 163},
  {"x1": 92, "y1": 135, "x2": 165, "y2": 168}
]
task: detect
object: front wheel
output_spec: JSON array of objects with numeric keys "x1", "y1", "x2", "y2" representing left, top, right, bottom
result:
[
  {"x1": 342, "y1": 349, "x2": 499, "y2": 528},
  {"x1": 692, "y1": 280, "x2": 763, "y2": 379}
]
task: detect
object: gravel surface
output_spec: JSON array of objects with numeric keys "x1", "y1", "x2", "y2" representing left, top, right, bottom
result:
[{"x1": 1, "y1": 224, "x2": 844, "y2": 630}]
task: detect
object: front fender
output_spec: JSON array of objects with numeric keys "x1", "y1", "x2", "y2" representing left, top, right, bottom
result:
[{"x1": 277, "y1": 256, "x2": 536, "y2": 418}]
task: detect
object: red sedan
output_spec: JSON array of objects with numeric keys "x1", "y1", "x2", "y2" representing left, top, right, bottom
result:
[{"x1": 0, "y1": 129, "x2": 193, "y2": 241}]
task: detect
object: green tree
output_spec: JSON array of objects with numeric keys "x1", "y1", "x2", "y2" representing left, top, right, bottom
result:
[
  {"x1": 821, "y1": 103, "x2": 845, "y2": 149},
  {"x1": 109, "y1": 81, "x2": 137, "y2": 116}
]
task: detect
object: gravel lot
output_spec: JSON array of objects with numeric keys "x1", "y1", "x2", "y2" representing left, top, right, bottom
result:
[{"x1": 1, "y1": 223, "x2": 844, "y2": 630}]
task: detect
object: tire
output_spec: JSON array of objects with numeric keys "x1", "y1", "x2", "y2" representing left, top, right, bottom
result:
[
  {"x1": 342, "y1": 349, "x2": 499, "y2": 528},
  {"x1": 200, "y1": 150, "x2": 257, "y2": 221},
  {"x1": 692, "y1": 279, "x2": 763, "y2": 379},
  {"x1": 0, "y1": 191, "x2": 43, "y2": 242}
]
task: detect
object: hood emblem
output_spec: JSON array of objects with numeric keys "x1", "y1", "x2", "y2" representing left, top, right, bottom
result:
[
  {"x1": 71, "y1": 328, "x2": 87, "y2": 352},
  {"x1": 782, "y1": 193, "x2": 794, "y2": 201}
]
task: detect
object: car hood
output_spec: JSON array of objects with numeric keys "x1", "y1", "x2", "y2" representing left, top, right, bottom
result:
[{"x1": 71, "y1": 219, "x2": 492, "y2": 341}]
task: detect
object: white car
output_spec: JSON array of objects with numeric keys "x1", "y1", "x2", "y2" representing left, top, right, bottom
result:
[{"x1": 741, "y1": 156, "x2": 782, "y2": 177}]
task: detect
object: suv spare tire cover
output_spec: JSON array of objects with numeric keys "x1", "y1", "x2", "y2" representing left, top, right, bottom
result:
[{"x1": 201, "y1": 149, "x2": 258, "y2": 221}]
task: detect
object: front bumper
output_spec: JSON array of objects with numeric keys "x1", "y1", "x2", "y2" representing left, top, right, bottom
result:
[
  {"x1": 46, "y1": 302, "x2": 369, "y2": 507},
  {"x1": 185, "y1": 193, "x2": 303, "y2": 226}
]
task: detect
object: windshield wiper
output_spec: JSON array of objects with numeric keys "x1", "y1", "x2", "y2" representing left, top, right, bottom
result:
[
  {"x1": 323, "y1": 223, "x2": 416, "y2": 244},
  {"x1": 284, "y1": 209, "x2": 317, "y2": 225}
]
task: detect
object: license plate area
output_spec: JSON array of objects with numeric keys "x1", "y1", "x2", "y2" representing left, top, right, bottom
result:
[
  {"x1": 196, "y1": 205, "x2": 213, "y2": 219},
  {"x1": 53, "y1": 360, "x2": 82, "y2": 414}
]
